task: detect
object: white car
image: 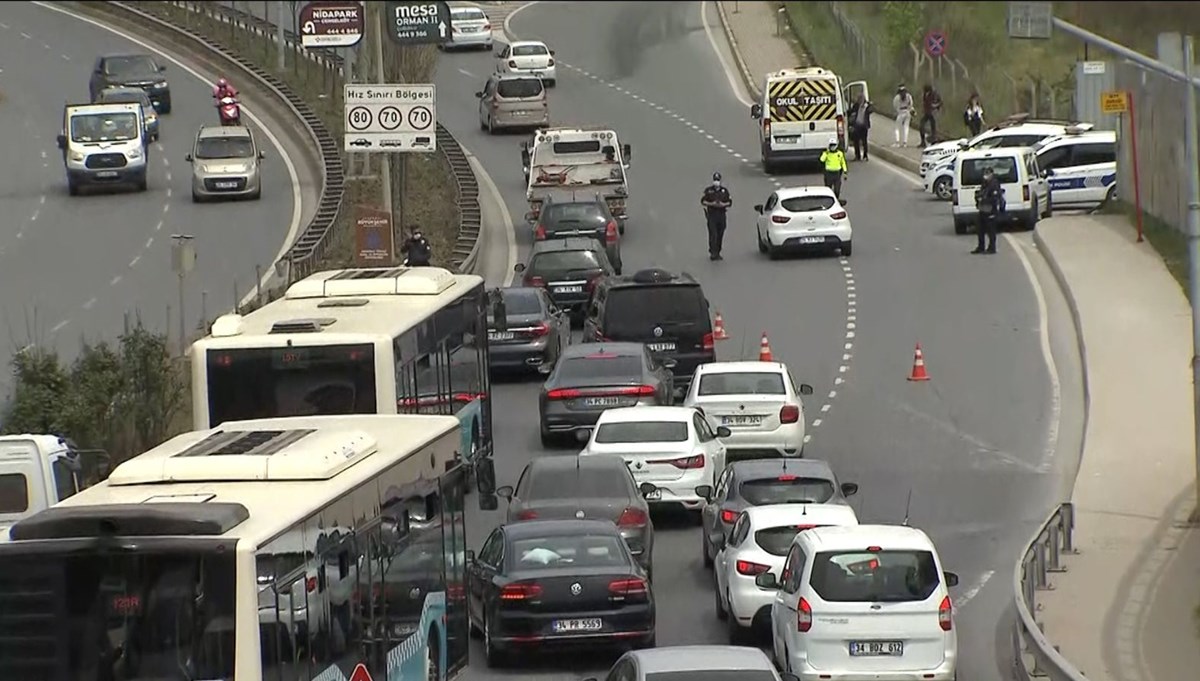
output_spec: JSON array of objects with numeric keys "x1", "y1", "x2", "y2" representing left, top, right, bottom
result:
[
  {"x1": 763, "y1": 525, "x2": 961, "y2": 681},
  {"x1": 714, "y1": 504, "x2": 859, "y2": 644},
  {"x1": 754, "y1": 186, "x2": 852, "y2": 258},
  {"x1": 496, "y1": 40, "x2": 557, "y2": 86},
  {"x1": 684, "y1": 361, "x2": 813, "y2": 459},
  {"x1": 443, "y1": 6, "x2": 493, "y2": 50},
  {"x1": 579, "y1": 406, "x2": 729, "y2": 514}
]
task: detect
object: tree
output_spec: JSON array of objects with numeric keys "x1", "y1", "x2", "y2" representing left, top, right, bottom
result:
[
  {"x1": 882, "y1": 1, "x2": 924, "y2": 59},
  {"x1": 4, "y1": 347, "x2": 69, "y2": 435}
]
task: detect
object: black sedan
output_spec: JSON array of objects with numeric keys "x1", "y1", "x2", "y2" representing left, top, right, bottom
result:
[
  {"x1": 514, "y1": 238, "x2": 617, "y2": 315},
  {"x1": 695, "y1": 458, "x2": 859, "y2": 568},
  {"x1": 498, "y1": 454, "x2": 659, "y2": 578},
  {"x1": 487, "y1": 286, "x2": 572, "y2": 375},
  {"x1": 467, "y1": 519, "x2": 656, "y2": 666},
  {"x1": 538, "y1": 342, "x2": 676, "y2": 447},
  {"x1": 533, "y1": 194, "x2": 624, "y2": 274}
]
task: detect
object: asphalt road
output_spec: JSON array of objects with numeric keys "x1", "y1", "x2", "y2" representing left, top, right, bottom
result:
[
  {"x1": 437, "y1": 2, "x2": 1082, "y2": 680},
  {"x1": 0, "y1": 3, "x2": 300, "y2": 400}
]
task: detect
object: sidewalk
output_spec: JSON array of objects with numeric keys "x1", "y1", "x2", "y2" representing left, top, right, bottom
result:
[
  {"x1": 714, "y1": 0, "x2": 923, "y2": 174},
  {"x1": 1034, "y1": 215, "x2": 1198, "y2": 681}
]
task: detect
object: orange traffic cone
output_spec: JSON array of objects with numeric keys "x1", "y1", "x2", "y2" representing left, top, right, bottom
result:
[
  {"x1": 908, "y1": 343, "x2": 930, "y2": 381},
  {"x1": 713, "y1": 312, "x2": 730, "y2": 340},
  {"x1": 758, "y1": 332, "x2": 773, "y2": 362}
]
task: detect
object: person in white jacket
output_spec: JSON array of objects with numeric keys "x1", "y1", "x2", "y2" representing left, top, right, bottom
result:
[{"x1": 892, "y1": 84, "x2": 915, "y2": 147}]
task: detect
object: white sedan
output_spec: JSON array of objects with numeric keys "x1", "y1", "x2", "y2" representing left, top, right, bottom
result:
[
  {"x1": 714, "y1": 503, "x2": 859, "y2": 643},
  {"x1": 496, "y1": 40, "x2": 557, "y2": 86},
  {"x1": 579, "y1": 406, "x2": 729, "y2": 515},
  {"x1": 754, "y1": 185, "x2": 852, "y2": 258},
  {"x1": 684, "y1": 361, "x2": 813, "y2": 459}
]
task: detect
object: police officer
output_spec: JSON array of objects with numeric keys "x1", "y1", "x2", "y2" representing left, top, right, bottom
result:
[
  {"x1": 819, "y1": 137, "x2": 848, "y2": 200},
  {"x1": 973, "y1": 167, "x2": 1004, "y2": 254},
  {"x1": 700, "y1": 172, "x2": 732, "y2": 260},
  {"x1": 402, "y1": 227, "x2": 433, "y2": 266}
]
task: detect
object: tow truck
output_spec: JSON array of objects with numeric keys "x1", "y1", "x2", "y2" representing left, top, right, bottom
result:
[{"x1": 522, "y1": 127, "x2": 632, "y2": 233}]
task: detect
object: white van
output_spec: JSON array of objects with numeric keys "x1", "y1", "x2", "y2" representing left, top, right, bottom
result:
[
  {"x1": 951, "y1": 147, "x2": 1050, "y2": 234},
  {"x1": 762, "y1": 525, "x2": 960, "y2": 681},
  {"x1": 923, "y1": 121, "x2": 1089, "y2": 199},
  {"x1": 1034, "y1": 129, "x2": 1118, "y2": 208},
  {"x1": 0, "y1": 435, "x2": 89, "y2": 539},
  {"x1": 750, "y1": 67, "x2": 867, "y2": 172},
  {"x1": 56, "y1": 102, "x2": 149, "y2": 195}
]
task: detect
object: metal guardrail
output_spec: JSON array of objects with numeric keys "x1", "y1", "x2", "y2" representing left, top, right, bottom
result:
[
  {"x1": 195, "y1": 2, "x2": 484, "y2": 275},
  {"x1": 1012, "y1": 502, "x2": 1089, "y2": 681}
]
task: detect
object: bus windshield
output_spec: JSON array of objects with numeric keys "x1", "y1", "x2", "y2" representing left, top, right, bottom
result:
[
  {"x1": 0, "y1": 546, "x2": 236, "y2": 680},
  {"x1": 205, "y1": 343, "x2": 378, "y2": 426}
]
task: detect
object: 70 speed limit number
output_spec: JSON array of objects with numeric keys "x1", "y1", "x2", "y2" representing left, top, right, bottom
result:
[{"x1": 344, "y1": 84, "x2": 436, "y2": 136}]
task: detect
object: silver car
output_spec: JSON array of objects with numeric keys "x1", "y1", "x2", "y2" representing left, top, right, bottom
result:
[
  {"x1": 587, "y1": 645, "x2": 792, "y2": 681},
  {"x1": 186, "y1": 125, "x2": 263, "y2": 202}
]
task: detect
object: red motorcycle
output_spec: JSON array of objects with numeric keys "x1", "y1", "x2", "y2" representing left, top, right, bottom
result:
[{"x1": 217, "y1": 96, "x2": 241, "y2": 126}]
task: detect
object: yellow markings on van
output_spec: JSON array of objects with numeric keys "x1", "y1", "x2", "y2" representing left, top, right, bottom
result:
[{"x1": 767, "y1": 78, "x2": 838, "y2": 122}]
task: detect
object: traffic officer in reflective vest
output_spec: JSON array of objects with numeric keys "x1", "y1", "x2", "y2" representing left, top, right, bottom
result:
[{"x1": 819, "y1": 137, "x2": 848, "y2": 201}]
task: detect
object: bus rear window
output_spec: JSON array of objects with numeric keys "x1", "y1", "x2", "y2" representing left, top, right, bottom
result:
[
  {"x1": 0, "y1": 473, "x2": 29, "y2": 514},
  {"x1": 205, "y1": 344, "x2": 377, "y2": 426}
]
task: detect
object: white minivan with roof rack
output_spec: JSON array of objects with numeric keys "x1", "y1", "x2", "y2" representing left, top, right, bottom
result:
[
  {"x1": 951, "y1": 147, "x2": 1050, "y2": 234},
  {"x1": 1034, "y1": 129, "x2": 1118, "y2": 208},
  {"x1": 761, "y1": 524, "x2": 960, "y2": 681}
]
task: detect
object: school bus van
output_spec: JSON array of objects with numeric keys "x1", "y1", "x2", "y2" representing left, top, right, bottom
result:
[{"x1": 749, "y1": 67, "x2": 868, "y2": 172}]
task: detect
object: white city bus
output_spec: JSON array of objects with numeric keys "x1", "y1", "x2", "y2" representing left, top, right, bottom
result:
[
  {"x1": 0, "y1": 414, "x2": 472, "y2": 681},
  {"x1": 190, "y1": 267, "x2": 494, "y2": 476}
]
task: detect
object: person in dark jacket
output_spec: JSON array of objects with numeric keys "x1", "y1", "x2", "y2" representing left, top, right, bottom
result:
[
  {"x1": 972, "y1": 167, "x2": 1004, "y2": 254},
  {"x1": 963, "y1": 92, "x2": 984, "y2": 137},
  {"x1": 402, "y1": 227, "x2": 433, "y2": 266},
  {"x1": 920, "y1": 83, "x2": 943, "y2": 147},
  {"x1": 847, "y1": 92, "x2": 875, "y2": 161},
  {"x1": 701, "y1": 172, "x2": 733, "y2": 260}
]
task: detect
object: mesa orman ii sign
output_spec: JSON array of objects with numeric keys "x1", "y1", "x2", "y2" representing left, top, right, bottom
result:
[{"x1": 384, "y1": 1, "x2": 453, "y2": 46}]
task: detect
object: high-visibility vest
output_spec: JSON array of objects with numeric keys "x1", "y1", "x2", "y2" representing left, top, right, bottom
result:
[{"x1": 820, "y1": 149, "x2": 847, "y2": 173}]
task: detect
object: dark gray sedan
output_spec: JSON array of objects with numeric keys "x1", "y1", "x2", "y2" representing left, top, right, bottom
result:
[
  {"x1": 514, "y1": 238, "x2": 616, "y2": 315},
  {"x1": 538, "y1": 342, "x2": 676, "y2": 447},
  {"x1": 694, "y1": 458, "x2": 859, "y2": 568},
  {"x1": 497, "y1": 454, "x2": 658, "y2": 578},
  {"x1": 486, "y1": 286, "x2": 571, "y2": 375}
]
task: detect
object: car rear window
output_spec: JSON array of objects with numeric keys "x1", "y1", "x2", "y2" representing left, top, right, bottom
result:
[
  {"x1": 594, "y1": 421, "x2": 688, "y2": 443},
  {"x1": 961, "y1": 157, "x2": 1018, "y2": 185},
  {"x1": 556, "y1": 354, "x2": 641, "y2": 381},
  {"x1": 755, "y1": 526, "x2": 808, "y2": 556},
  {"x1": 496, "y1": 78, "x2": 544, "y2": 99},
  {"x1": 780, "y1": 195, "x2": 835, "y2": 212},
  {"x1": 809, "y1": 549, "x2": 941, "y2": 602},
  {"x1": 489, "y1": 289, "x2": 541, "y2": 319},
  {"x1": 739, "y1": 477, "x2": 835, "y2": 505},
  {"x1": 511, "y1": 534, "x2": 628, "y2": 569},
  {"x1": 531, "y1": 250, "x2": 602, "y2": 272},
  {"x1": 603, "y1": 286, "x2": 707, "y2": 337},
  {"x1": 512, "y1": 44, "x2": 549, "y2": 56},
  {"x1": 698, "y1": 372, "x2": 785, "y2": 396},
  {"x1": 0, "y1": 473, "x2": 29, "y2": 514},
  {"x1": 526, "y1": 466, "x2": 630, "y2": 499},
  {"x1": 542, "y1": 203, "x2": 606, "y2": 230},
  {"x1": 454, "y1": 9, "x2": 486, "y2": 21}
]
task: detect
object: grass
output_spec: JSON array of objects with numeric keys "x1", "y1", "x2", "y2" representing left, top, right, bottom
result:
[{"x1": 1101, "y1": 200, "x2": 1190, "y2": 301}]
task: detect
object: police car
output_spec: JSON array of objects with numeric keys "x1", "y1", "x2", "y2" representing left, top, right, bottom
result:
[
  {"x1": 922, "y1": 119, "x2": 1090, "y2": 200},
  {"x1": 1033, "y1": 129, "x2": 1117, "y2": 208}
]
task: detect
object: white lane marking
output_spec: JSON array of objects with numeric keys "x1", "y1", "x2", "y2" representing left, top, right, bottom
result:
[
  {"x1": 39, "y1": 195, "x2": 45, "y2": 204},
  {"x1": 162, "y1": 203, "x2": 170, "y2": 213},
  {"x1": 820, "y1": 404, "x2": 831, "y2": 413},
  {"x1": 803, "y1": 435, "x2": 812, "y2": 444},
  {"x1": 129, "y1": 255, "x2": 141, "y2": 268},
  {"x1": 502, "y1": 1, "x2": 540, "y2": 42},
  {"x1": 40, "y1": 150, "x2": 46, "y2": 159},
  {"x1": 144, "y1": 237, "x2": 154, "y2": 249},
  {"x1": 956, "y1": 570, "x2": 994, "y2": 607},
  {"x1": 165, "y1": 171, "x2": 171, "y2": 182},
  {"x1": 162, "y1": 156, "x2": 169, "y2": 167},
  {"x1": 20, "y1": 31, "x2": 31, "y2": 39},
  {"x1": 110, "y1": 275, "x2": 122, "y2": 286},
  {"x1": 0, "y1": 22, "x2": 9, "y2": 29},
  {"x1": 50, "y1": 319, "x2": 69, "y2": 333},
  {"x1": 30, "y1": 210, "x2": 39, "y2": 221},
  {"x1": 43, "y1": 43, "x2": 51, "y2": 50},
  {"x1": 83, "y1": 297, "x2": 96, "y2": 310},
  {"x1": 828, "y1": 390, "x2": 837, "y2": 399},
  {"x1": 34, "y1": 2, "x2": 305, "y2": 313},
  {"x1": 61, "y1": 54, "x2": 70, "y2": 61},
  {"x1": 701, "y1": 0, "x2": 754, "y2": 107},
  {"x1": 155, "y1": 219, "x2": 163, "y2": 231},
  {"x1": 457, "y1": 68, "x2": 474, "y2": 78},
  {"x1": 1008, "y1": 234, "x2": 1061, "y2": 470},
  {"x1": 165, "y1": 187, "x2": 172, "y2": 198},
  {"x1": 812, "y1": 418, "x2": 823, "y2": 428}
]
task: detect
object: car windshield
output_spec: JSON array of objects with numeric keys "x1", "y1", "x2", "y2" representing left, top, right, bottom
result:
[
  {"x1": 961, "y1": 157, "x2": 1018, "y2": 185},
  {"x1": 646, "y1": 673, "x2": 779, "y2": 681},
  {"x1": 594, "y1": 421, "x2": 688, "y2": 443},
  {"x1": 698, "y1": 372, "x2": 786, "y2": 396},
  {"x1": 196, "y1": 136, "x2": 254, "y2": 159},
  {"x1": 780, "y1": 195, "x2": 835, "y2": 212},
  {"x1": 542, "y1": 203, "x2": 606, "y2": 230},
  {"x1": 512, "y1": 44, "x2": 549, "y2": 56},
  {"x1": 739, "y1": 476, "x2": 835, "y2": 504},
  {"x1": 525, "y1": 465, "x2": 630, "y2": 499},
  {"x1": 555, "y1": 354, "x2": 641, "y2": 381},
  {"x1": 69, "y1": 113, "x2": 140, "y2": 143},
  {"x1": 510, "y1": 534, "x2": 628, "y2": 570},
  {"x1": 604, "y1": 286, "x2": 707, "y2": 338},
  {"x1": 810, "y1": 549, "x2": 942, "y2": 602},
  {"x1": 105, "y1": 55, "x2": 158, "y2": 75},
  {"x1": 496, "y1": 78, "x2": 543, "y2": 99}
]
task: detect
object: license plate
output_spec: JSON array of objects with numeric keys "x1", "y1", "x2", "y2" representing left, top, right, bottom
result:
[
  {"x1": 488, "y1": 331, "x2": 514, "y2": 342},
  {"x1": 774, "y1": 136, "x2": 799, "y2": 143},
  {"x1": 583, "y1": 396, "x2": 622, "y2": 407},
  {"x1": 96, "y1": 170, "x2": 118, "y2": 178},
  {"x1": 554, "y1": 285, "x2": 583, "y2": 294},
  {"x1": 552, "y1": 618, "x2": 602, "y2": 633},
  {"x1": 646, "y1": 342, "x2": 676, "y2": 352},
  {"x1": 799, "y1": 236, "x2": 826, "y2": 244},
  {"x1": 215, "y1": 181, "x2": 239, "y2": 189},
  {"x1": 849, "y1": 640, "x2": 904, "y2": 656},
  {"x1": 722, "y1": 415, "x2": 764, "y2": 426}
]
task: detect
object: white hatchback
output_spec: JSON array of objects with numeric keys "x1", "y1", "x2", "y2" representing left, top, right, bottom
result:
[
  {"x1": 685, "y1": 361, "x2": 813, "y2": 459},
  {"x1": 579, "y1": 406, "x2": 729, "y2": 514},
  {"x1": 714, "y1": 504, "x2": 859, "y2": 643},
  {"x1": 754, "y1": 186, "x2": 852, "y2": 258},
  {"x1": 496, "y1": 40, "x2": 557, "y2": 86},
  {"x1": 763, "y1": 525, "x2": 960, "y2": 681}
]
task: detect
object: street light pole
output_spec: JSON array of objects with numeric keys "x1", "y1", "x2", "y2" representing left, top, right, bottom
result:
[{"x1": 170, "y1": 234, "x2": 196, "y2": 357}]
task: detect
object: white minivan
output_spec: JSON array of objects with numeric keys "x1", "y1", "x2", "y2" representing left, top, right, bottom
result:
[
  {"x1": 951, "y1": 147, "x2": 1050, "y2": 235},
  {"x1": 761, "y1": 525, "x2": 960, "y2": 681}
]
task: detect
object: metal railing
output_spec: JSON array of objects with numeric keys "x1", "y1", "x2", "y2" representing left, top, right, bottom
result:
[{"x1": 1012, "y1": 502, "x2": 1089, "y2": 680}]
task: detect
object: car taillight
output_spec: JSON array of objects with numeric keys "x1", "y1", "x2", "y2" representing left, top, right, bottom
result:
[
  {"x1": 764, "y1": 119, "x2": 771, "y2": 136},
  {"x1": 500, "y1": 581, "x2": 543, "y2": 601},
  {"x1": 546, "y1": 388, "x2": 579, "y2": 400},
  {"x1": 736, "y1": 560, "x2": 770, "y2": 576},
  {"x1": 1023, "y1": 185, "x2": 1030, "y2": 201},
  {"x1": 830, "y1": 211, "x2": 847, "y2": 220},
  {"x1": 771, "y1": 215, "x2": 791, "y2": 224},
  {"x1": 527, "y1": 276, "x2": 545, "y2": 287},
  {"x1": 534, "y1": 224, "x2": 547, "y2": 239},
  {"x1": 720, "y1": 508, "x2": 738, "y2": 524},
  {"x1": 593, "y1": 329, "x2": 609, "y2": 341},
  {"x1": 306, "y1": 576, "x2": 318, "y2": 593},
  {"x1": 702, "y1": 332, "x2": 715, "y2": 351},
  {"x1": 780, "y1": 404, "x2": 800, "y2": 424},
  {"x1": 617, "y1": 507, "x2": 648, "y2": 527},
  {"x1": 797, "y1": 597, "x2": 812, "y2": 632},
  {"x1": 939, "y1": 595, "x2": 953, "y2": 631},
  {"x1": 547, "y1": 58, "x2": 555, "y2": 66},
  {"x1": 605, "y1": 220, "x2": 618, "y2": 244},
  {"x1": 608, "y1": 577, "x2": 649, "y2": 600},
  {"x1": 525, "y1": 321, "x2": 551, "y2": 337},
  {"x1": 547, "y1": 385, "x2": 655, "y2": 400},
  {"x1": 483, "y1": 23, "x2": 491, "y2": 30},
  {"x1": 660, "y1": 454, "x2": 705, "y2": 470},
  {"x1": 586, "y1": 274, "x2": 602, "y2": 292},
  {"x1": 516, "y1": 509, "x2": 539, "y2": 520},
  {"x1": 508, "y1": 59, "x2": 517, "y2": 68},
  {"x1": 836, "y1": 115, "x2": 845, "y2": 140}
]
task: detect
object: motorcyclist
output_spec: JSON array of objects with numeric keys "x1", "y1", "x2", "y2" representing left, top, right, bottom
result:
[
  {"x1": 402, "y1": 227, "x2": 433, "y2": 266},
  {"x1": 212, "y1": 78, "x2": 239, "y2": 101},
  {"x1": 700, "y1": 171, "x2": 732, "y2": 261}
]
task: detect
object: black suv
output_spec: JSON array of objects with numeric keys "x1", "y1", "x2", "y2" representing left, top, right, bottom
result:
[
  {"x1": 89, "y1": 54, "x2": 172, "y2": 113},
  {"x1": 582, "y1": 268, "x2": 715, "y2": 388},
  {"x1": 532, "y1": 194, "x2": 624, "y2": 274}
]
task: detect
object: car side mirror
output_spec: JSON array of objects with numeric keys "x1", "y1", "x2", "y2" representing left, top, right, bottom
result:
[
  {"x1": 694, "y1": 484, "x2": 713, "y2": 502},
  {"x1": 755, "y1": 572, "x2": 780, "y2": 590},
  {"x1": 799, "y1": 383, "x2": 814, "y2": 395},
  {"x1": 944, "y1": 571, "x2": 960, "y2": 588},
  {"x1": 495, "y1": 51, "x2": 504, "y2": 58},
  {"x1": 185, "y1": 154, "x2": 193, "y2": 163},
  {"x1": 754, "y1": 204, "x2": 763, "y2": 213},
  {"x1": 575, "y1": 429, "x2": 592, "y2": 443},
  {"x1": 159, "y1": 64, "x2": 167, "y2": 72},
  {"x1": 958, "y1": 140, "x2": 969, "y2": 149},
  {"x1": 259, "y1": 151, "x2": 266, "y2": 160},
  {"x1": 496, "y1": 485, "x2": 514, "y2": 500},
  {"x1": 638, "y1": 482, "x2": 659, "y2": 498},
  {"x1": 475, "y1": 91, "x2": 484, "y2": 98},
  {"x1": 750, "y1": 103, "x2": 762, "y2": 119},
  {"x1": 841, "y1": 482, "x2": 859, "y2": 497},
  {"x1": 56, "y1": 135, "x2": 66, "y2": 150},
  {"x1": 1044, "y1": 168, "x2": 1055, "y2": 177},
  {"x1": 524, "y1": 212, "x2": 537, "y2": 224},
  {"x1": 660, "y1": 358, "x2": 677, "y2": 370},
  {"x1": 465, "y1": 549, "x2": 476, "y2": 564},
  {"x1": 513, "y1": 263, "x2": 526, "y2": 273},
  {"x1": 716, "y1": 426, "x2": 732, "y2": 438},
  {"x1": 622, "y1": 143, "x2": 632, "y2": 163},
  {"x1": 476, "y1": 456, "x2": 496, "y2": 495}
]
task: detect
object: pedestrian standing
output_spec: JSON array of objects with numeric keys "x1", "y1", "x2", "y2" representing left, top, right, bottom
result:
[
  {"x1": 892, "y1": 84, "x2": 914, "y2": 147},
  {"x1": 701, "y1": 172, "x2": 732, "y2": 261},
  {"x1": 919, "y1": 83, "x2": 943, "y2": 147},
  {"x1": 972, "y1": 166, "x2": 1004, "y2": 254},
  {"x1": 847, "y1": 92, "x2": 875, "y2": 161},
  {"x1": 964, "y1": 92, "x2": 984, "y2": 137},
  {"x1": 819, "y1": 138, "x2": 848, "y2": 200}
]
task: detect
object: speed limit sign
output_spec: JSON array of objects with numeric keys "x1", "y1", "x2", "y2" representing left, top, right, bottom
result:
[{"x1": 343, "y1": 83, "x2": 437, "y2": 153}]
